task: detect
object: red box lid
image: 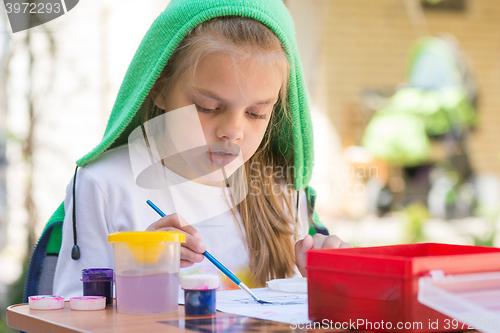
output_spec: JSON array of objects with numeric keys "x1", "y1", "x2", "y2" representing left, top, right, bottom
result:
[{"x1": 307, "y1": 243, "x2": 500, "y2": 278}]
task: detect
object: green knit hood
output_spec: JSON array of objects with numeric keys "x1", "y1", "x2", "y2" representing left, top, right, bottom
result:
[{"x1": 76, "y1": 0, "x2": 314, "y2": 190}]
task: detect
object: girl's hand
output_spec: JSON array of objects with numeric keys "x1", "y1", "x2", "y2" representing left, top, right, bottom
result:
[
  {"x1": 295, "y1": 234, "x2": 352, "y2": 277},
  {"x1": 146, "y1": 213, "x2": 206, "y2": 268}
]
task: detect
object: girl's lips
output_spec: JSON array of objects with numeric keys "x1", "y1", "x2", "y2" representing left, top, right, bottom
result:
[
  {"x1": 206, "y1": 142, "x2": 240, "y2": 167},
  {"x1": 207, "y1": 151, "x2": 238, "y2": 166}
]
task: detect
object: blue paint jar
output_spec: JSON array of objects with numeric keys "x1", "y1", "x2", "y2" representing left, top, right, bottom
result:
[{"x1": 180, "y1": 274, "x2": 219, "y2": 316}]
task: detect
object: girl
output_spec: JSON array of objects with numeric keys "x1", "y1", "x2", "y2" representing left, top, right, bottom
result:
[{"x1": 51, "y1": 0, "x2": 351, "y2": 297}]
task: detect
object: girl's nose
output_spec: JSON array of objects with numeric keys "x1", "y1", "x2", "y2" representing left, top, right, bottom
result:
[{"x1": 215, "y1": 112, "x2": 244, "y2": 141}]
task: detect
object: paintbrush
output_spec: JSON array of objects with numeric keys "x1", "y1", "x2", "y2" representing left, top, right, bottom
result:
[{"x1": 146, "y1": 199, "x2": 271, "y2": 304}]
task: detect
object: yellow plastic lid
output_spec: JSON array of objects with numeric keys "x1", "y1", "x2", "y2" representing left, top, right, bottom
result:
[
  {"x1": 108, "y1": 231, "x2": 185, "y2": 263},
  {"x1": 108, "y1": 231, "x2": 186, "y2": 244}
]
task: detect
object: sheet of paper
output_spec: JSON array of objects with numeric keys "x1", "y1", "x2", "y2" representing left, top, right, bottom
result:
[
  {"x1": 214, "y1": 287, "x2": 311, "y2": 324},
  {"x1": 178, "y1": 287, "x2": 311, "y2": 324}
]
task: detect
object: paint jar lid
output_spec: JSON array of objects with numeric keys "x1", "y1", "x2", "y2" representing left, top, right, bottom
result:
[
  {"x1": 181, "y1": 274, "x2": 219, "y2": 290},
  {"x1": 81, "y1": 268, "x2": 114, "y2": 282},
  {"x1": 28, "y1": 295, "x2": 65, "y2": 310},
  {"x1": 70, "y1": 296, "x2": 106, "y2": 311}
]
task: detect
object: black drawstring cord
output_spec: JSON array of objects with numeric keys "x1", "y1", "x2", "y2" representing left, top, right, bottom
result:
[
  {"x1": 296, "y1": 190, "x2": 300, "y2": 224},
  {"x1": 71, "y1": 165, "x2": 80, "y2": 260}
]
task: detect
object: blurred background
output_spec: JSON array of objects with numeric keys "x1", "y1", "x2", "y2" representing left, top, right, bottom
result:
[{"x1": 1, "y1": 0, "x2": 500, "y2": 331}]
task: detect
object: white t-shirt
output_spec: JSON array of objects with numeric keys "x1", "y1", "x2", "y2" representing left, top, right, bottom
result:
[{"x1": 53, "y1": 145, "x2": 309, "y2": 298}]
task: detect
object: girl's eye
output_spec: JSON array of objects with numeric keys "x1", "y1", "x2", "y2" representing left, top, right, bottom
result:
[
  {"x1": 195, "y1": 104, "x2": 267, "y2": 120},
  {"x1": 247, "y1": 111, "x2": 267, "y2": 120},
  {"x1": 195, "y1": 105, "x2": 217, "y2": 113}
]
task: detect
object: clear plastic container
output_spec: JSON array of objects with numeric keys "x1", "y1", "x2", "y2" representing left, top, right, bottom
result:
[
  {"x1": 418, "y1": 270, "x2": 500, "y2": 333},
  {"x1": 108, "y1": 231, "x2": 185, "y2": 314}
]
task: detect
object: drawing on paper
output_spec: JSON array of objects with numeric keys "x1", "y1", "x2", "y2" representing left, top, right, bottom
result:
[{"x1": 234, "y1": 295, "x2": 305, "y2": 306}]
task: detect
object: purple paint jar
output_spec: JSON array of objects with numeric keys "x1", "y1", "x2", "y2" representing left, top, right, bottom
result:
[
  {"x1": 81, "y1": 268, "x2": 114, "y2": 306},
  {"x1": 181, "y1": 274, "x2": 219, "y2": 316}
]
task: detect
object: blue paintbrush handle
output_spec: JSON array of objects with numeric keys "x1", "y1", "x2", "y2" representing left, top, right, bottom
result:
[
  {"x1": 147, "y1": 200, "x2": 166, "y2": 217},
  {"x1": 203, "y1": 251, "x2": 241, "y2": 285},
  {"x1": 146, "y1": 200, "x2": 242, "y2": 286}
]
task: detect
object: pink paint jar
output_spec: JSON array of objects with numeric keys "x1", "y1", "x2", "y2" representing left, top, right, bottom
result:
[
  {"x1": 28, "y1": 295, "x2": 64, "y2": 310},
  {"x1": 70, "y1": 296, "x2": 106, "y2": 311}
]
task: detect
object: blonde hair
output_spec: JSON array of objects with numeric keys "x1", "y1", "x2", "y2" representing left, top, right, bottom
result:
[{"x1": 144, "y1": 16, "x2": 300, "y2": 286}]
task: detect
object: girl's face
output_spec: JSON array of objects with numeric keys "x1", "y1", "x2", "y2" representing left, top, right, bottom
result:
[{"x1": 153, "y1": 51, "x2": 282, "y2": 167}]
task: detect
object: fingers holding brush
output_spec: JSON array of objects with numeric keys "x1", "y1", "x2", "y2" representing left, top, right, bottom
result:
[
  {"x1": 146, "y1": 212, "x2": 206, "y2": 266},
  {"x1": 146, "y1": 213, "x2": 199, "y2": 236}
]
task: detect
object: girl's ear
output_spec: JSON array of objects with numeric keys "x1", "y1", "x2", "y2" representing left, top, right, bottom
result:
[{"x1": 149, "y1": 82, "x2": 166, "y2": 110}]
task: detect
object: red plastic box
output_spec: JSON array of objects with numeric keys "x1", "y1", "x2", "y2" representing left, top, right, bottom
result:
[{"x1": 307, "y1": 243, "x2": 500, "y2": 332}]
